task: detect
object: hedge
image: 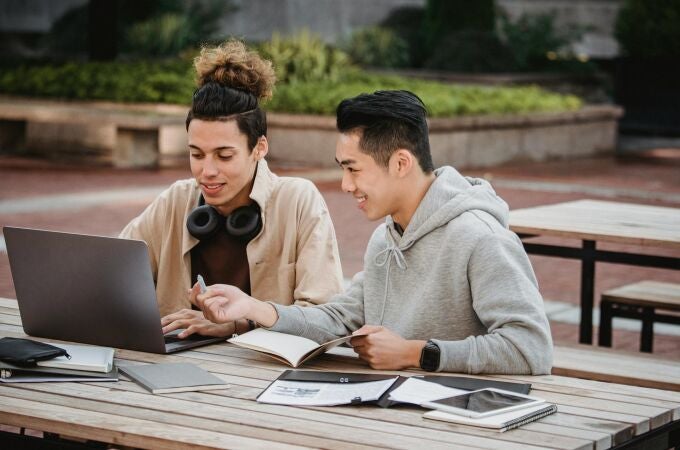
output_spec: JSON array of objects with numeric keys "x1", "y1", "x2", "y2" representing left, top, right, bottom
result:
[{"x1": 0, "y1": 60, "x2": 582, "y2": 117}]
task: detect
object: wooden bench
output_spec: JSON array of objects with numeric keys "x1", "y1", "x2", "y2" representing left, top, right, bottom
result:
[
  {"x1": 0, "y1": 96, "x2": 187, "y2": 168},
  {"x1": 598, "y1": 280, "x2": 680, "y2": 353},
  {"x1": 552, "y1": 344, "x2": 680, "y2": 391}
]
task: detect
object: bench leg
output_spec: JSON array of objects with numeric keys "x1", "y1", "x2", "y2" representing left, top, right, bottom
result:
[
  {"x1": 598, "y1": 300, "x2": 613, "y2": 347},
  {"x1": 0, "y1": 119, "x2": 26, "y2": 150},
  {"x1": 640, "y1": 307, "x2": 654, "y2": 353}
]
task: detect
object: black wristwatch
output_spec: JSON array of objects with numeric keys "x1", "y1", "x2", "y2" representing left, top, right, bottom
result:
[{"x1": 420, "y1": 340, "x2": 440, "y2": 372}]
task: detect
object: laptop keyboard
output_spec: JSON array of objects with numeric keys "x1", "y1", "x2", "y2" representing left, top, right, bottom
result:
[{"x1": 163, "y1": 332, "x2": 213, "y2": 344}]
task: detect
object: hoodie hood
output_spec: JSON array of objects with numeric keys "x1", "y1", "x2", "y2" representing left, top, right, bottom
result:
[{"x1": 385, "y1": 166, "x2": 509, "y2": 249}]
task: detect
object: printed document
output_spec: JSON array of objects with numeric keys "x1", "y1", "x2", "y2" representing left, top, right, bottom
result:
[
  {"x1": 388, "y1": 377, "x2": 467, "y2": 405},
  {"x1": 258, "y1": 378, "x2": 398, "y2": 406}
]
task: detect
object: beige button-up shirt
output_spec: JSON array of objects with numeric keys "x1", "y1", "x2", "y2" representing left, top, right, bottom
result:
[{"x1": 120, "y1": 160, "x2": 344, "y2": 317}]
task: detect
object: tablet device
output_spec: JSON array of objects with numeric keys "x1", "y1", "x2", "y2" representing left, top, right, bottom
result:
[{"x1": 421, "y1": 387, "x2": 544, "y2": 418}]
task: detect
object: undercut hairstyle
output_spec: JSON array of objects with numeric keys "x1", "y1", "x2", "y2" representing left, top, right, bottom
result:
[
  {"x1": 336, "y1": 90, "x2": 434, "y2": 172},
  {"x1": 186, "y1": 39, "x2": 276, "y2": 150}
]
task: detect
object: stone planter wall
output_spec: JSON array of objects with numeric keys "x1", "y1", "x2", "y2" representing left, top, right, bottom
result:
[
  {"x1": 0, "y1": 96, "x2": 622, "y2": 169},
  {"x1": 267, "y1": 105, "x2": 623, "y2": 168}
]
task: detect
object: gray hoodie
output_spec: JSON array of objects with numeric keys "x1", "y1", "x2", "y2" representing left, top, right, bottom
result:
[{"x1": 270, "y1": 166, "x2": 553, "y2": 374}]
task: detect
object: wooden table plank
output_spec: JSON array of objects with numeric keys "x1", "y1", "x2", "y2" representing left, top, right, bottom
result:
[
  {"x1": 552, "y1": 346, "x2": 680, "y2": 392},
  {"x1": 0, "y1": 298, "x2": 18, "y2": 309},
  {"x1": 495, "y1": 373, "x2": 680, "y2": 404},
  {"x1": 523, "y1": 422, "x2": 611, "y2": 450},
  {"x1": 0, "y1": 394, "x2": 307, "y2": 450},
  {"x1": 0, "y1": 384, "x2": 429, "y2": 450},
  {"x1": 539, "y1": 414, "x2": 632, "y2": 446},
  {"x1": 509, "y1": 199, "x2": 680, "y2": 247}
]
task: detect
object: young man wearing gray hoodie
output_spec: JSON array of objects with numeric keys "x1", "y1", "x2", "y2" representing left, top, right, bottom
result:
[{"x1": 193, "y1": 90, "x2": 553, "y2": 375}]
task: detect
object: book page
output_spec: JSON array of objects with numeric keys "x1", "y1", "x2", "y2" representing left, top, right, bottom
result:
[
  {"x1": 258, "y1": 378, "x2": 398, "y2": 406},
  {"x1": 388, "y1": 377, "x2": 467, "y2": 405},
  {"x1": 229, "y1": 329, "x2": 320, "y2": 366}
]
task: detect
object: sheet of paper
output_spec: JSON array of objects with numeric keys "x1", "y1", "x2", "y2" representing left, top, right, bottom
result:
[
  {"x1": 258, "y1": 378, "x2": 398, "y2": 406},
  {"x1": 388, "y1": 377, "x2": 468, "y2": 405}
]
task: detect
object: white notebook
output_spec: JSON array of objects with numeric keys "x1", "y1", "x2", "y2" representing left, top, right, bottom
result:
[
  {"x1": 424, "y1": 403, "x2": 557, "y2": 432},
  {"x1": 36, "y1": 343, "x2": 115, "y2": 373}
]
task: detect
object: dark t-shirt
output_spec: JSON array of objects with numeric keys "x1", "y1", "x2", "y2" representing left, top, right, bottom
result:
[{"x1": 190, "y1": 231, "x2": 251, "y2": 303}]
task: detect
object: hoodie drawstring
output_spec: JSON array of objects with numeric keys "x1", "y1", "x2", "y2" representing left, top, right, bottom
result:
[
  {"x1": 374, "y1": 231, "x2": 409, "y2": 324},
  {"x1": 374, "y1": 246, "x2": 407, "y2": 269}
]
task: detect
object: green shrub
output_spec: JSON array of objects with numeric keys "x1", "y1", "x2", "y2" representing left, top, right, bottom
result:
[
  {"x1": 0, "y1": 60, "x2": 194, "y2": 103},
  {"x1": 380, "y1": 6, "x2": 426, "y2": 67},
  {"x1": 615, "y1": 0, "x2": 680, "y2": 59},
  {"x1": 266, "y1": 72, "x2": 582, "y2": 117},
  {"x1": 257, "y1": 31, "x2": 352, "y2": 83},
  {"x1": 422, "y1": 0, "x2": 496, "y2": 55},
  {"x1": 343, "y1": 27, "x2": 410, "y2": 68},
  {"x1": 499, "y1": 11, "x2": 587, "y2": 72},
  {"x1": 0, "y1": 60, "x2": 581, "y2": 116},
  {"x1": 424, "y1": 30, "x2": 515, "y2": 73}
]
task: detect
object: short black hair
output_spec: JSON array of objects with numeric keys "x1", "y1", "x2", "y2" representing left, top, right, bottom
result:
[
  {"x1": 186, "y1": 82, "x2": 266, "y2": 151},
  {"x1": 336, "y1": 90, "x2": 433, "y2": 172}
]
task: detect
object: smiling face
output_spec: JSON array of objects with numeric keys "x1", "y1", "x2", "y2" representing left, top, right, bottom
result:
[
  {"x1": 336, "y1": 131, "x2": 403, "y2": 222},
  {"x1": 188, "y1": 119, "x2": 267, "y2": 215}
]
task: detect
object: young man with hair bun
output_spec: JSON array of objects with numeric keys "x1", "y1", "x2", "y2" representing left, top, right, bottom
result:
[{"x1": 121, "y1": 40, "x2": 343, "y2": 339}]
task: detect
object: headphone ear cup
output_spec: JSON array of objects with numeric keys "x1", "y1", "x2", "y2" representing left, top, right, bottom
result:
[
  {"x1": 186, "y1": 205, "x2": 224, "y2": 240},
  {"x1": 225, "y1": 205, "x2": 262, "y2": 243}
]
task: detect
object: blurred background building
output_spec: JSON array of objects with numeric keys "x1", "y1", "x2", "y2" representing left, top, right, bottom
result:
[{"x1": 1, "y1": 0, "x2": 678, "y2": 149}]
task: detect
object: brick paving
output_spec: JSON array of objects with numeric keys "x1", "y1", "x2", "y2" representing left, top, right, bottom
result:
[{"x1": 0, "y1": 153, "x2": 678, "y2": 359}]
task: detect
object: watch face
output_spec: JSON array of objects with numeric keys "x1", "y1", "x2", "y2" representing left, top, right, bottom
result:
[{"x1": 421, "y1": 342, "x2": 440, "y2": 371}]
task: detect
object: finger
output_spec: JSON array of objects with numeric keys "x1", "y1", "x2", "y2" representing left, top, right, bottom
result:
[
  {"x1": 201, "y1": 297, "x2": 226, "y2": 322},
  {"x1": 178, "y1": 324, "x2": 199, "y2": 339},
  {"x1": 349, "y1": 335, "x2": 367, "y2": 348},
  {"x1": 162, "y1": 318, "x2": 193, "y2": 335},
  {"x1": 353, "y1": 325, "x2": 383, "y2": 336},
  {"x1": 161, "y1": 309, "x2": 196, "y2": 326}
]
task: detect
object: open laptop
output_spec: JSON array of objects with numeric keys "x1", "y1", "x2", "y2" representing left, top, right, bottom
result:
[{"x1": 3, "y1": 226, "x2": 225, "y2": 354}]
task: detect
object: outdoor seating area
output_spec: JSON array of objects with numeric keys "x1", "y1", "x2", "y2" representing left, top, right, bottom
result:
[
  {"x1": 599, "y1": 281, "x2": 680, "y2": 353},
  {"x1": 1, "y1": 0, "x2": 679, "y2": 449}
]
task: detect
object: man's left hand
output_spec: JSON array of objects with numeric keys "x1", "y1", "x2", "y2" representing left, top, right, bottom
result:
[{"x1": 350, "y1": 325, "x2": 426, "y2": 370}]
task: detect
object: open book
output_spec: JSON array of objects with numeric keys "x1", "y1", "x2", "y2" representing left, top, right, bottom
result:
[
  {"x1": 424, "y1": 403, "x2": 557, "y2": 432},
  {"x1": 228, "y1": 328, "x2": 360, "y2": 367}
]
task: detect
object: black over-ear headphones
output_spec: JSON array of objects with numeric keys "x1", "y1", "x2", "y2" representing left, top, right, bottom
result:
[{"x1": 186, "y1": 196, "x2": 262, "y2": 243}]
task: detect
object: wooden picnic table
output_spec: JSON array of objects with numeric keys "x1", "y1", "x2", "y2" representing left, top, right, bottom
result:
[
  {"x1": 0, "y1": 298, "x2": 679, "y2": 450},
  {"x1": 509, "y1": 199, "x2": 680, "y2": 344}
]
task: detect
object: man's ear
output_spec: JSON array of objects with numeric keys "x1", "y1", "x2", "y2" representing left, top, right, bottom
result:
[
  {"x1": 254, "y1": 136, "x2": 269, "y2": 160},
  {"x1": 391, "y1": 149, "x2": 414, "y2": 177}
]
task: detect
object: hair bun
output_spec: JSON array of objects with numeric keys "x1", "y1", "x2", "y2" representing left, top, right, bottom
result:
[{"x1": 194, "y1": 39, "x2": 276, "y2": 101}]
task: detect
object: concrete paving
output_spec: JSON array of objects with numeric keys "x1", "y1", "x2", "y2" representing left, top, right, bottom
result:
[{"x1": 1, "y1": 153, "x2": 678, "y2": 358}]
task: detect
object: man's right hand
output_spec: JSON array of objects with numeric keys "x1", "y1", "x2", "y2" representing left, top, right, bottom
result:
[
  {"x1": 161, "y1": 309, "x2": 234, "y2": 338},
  {"x1": 190, "y1": 282, "x2": 278, "y2": 327}
]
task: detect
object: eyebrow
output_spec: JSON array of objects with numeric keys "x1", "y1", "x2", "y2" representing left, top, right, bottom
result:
[
  {"x1": 189, "y1": 144, "x2": 236, "y2": 152},
  {"x1": 335, "y1": 157, "x2": 357, "y2": 167}
]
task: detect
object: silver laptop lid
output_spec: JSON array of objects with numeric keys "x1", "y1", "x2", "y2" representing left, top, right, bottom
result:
[{"x1": 4, "y1": 226, "x2": 168, "y2": 353}]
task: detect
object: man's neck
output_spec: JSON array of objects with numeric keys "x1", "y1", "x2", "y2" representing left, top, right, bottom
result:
[{"x1": 392, "y1": 171, "x2": 436, "y2": 231}]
